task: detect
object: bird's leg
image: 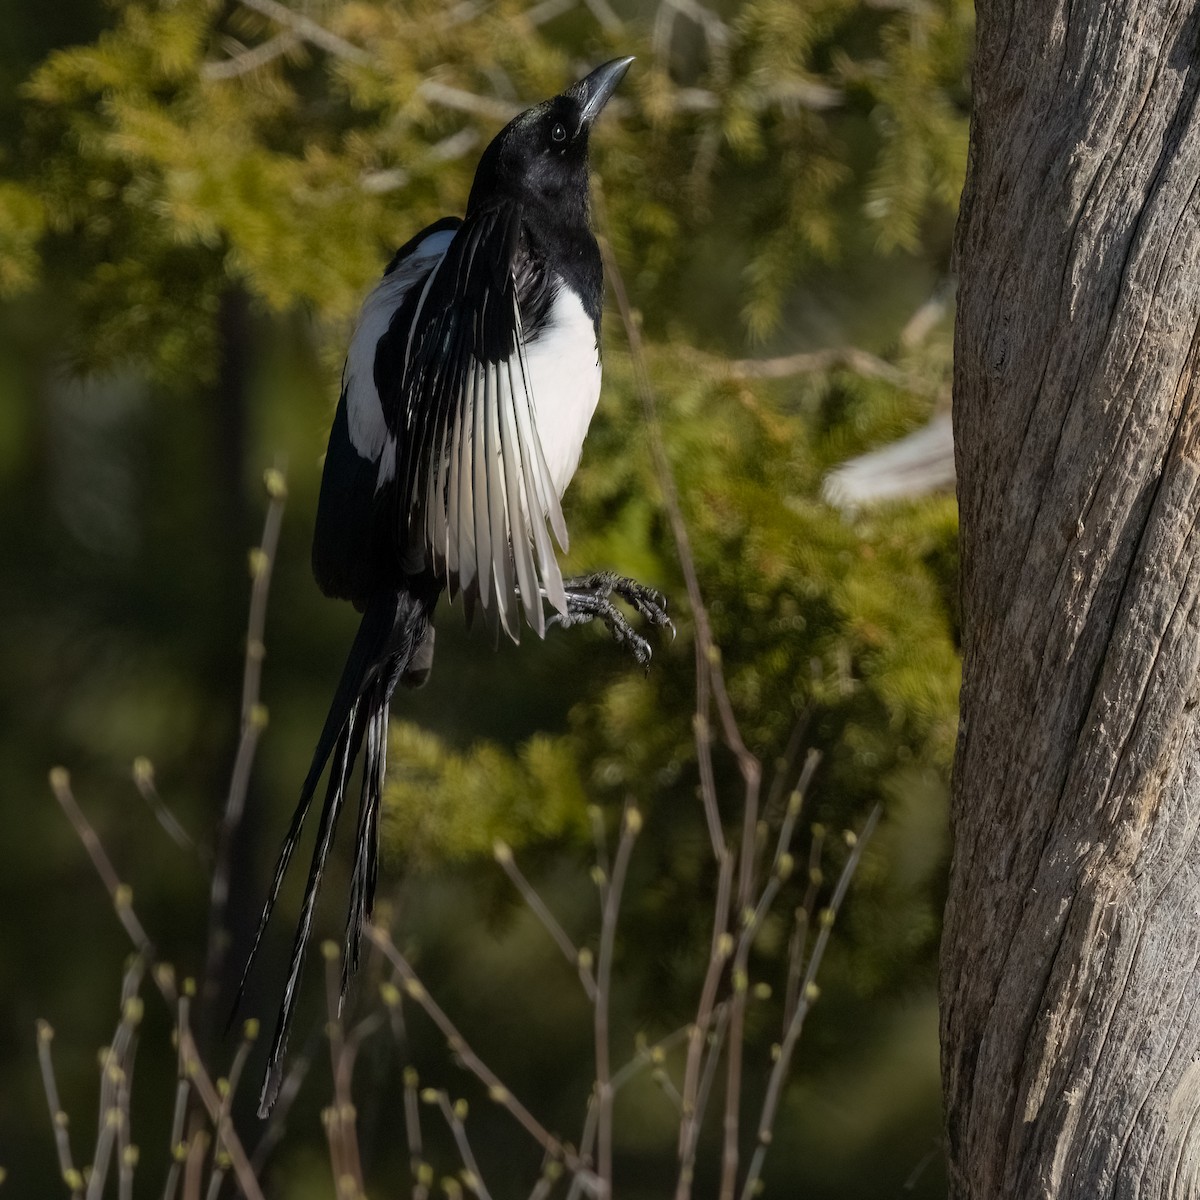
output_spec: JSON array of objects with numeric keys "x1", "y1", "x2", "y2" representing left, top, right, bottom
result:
[{"x1": 553, "y1": 571, "x2": 673, "y2": 667}]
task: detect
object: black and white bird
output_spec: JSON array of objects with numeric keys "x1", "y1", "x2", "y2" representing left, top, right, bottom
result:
[{"x1": 236, "y1": 57, "x2": 671, "y2": 1116}]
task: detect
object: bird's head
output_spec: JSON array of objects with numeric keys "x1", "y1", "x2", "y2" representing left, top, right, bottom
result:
[{"x1": 467, "y1": 57, "x2": 633, "y2": 219}]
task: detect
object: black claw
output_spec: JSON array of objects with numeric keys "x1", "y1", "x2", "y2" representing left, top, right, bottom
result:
[{"x1": 555, "y1": 571, "x2": 672, "y2": 667}]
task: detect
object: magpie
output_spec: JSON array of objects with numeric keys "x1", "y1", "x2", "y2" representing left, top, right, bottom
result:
[{"x1": 235, "y1": 57, "x2": 671, "y2": 1116}]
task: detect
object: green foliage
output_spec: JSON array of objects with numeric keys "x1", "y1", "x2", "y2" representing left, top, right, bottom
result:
[
  {"x1": 0, "y1": 181, "x2": 44, "y2": 296},
  {"x1": 384, "y1": 723, "x2": 589, "y2": 860},
  {"x1": 9, "y1": 0, "x2": 970, "y2": 373}
]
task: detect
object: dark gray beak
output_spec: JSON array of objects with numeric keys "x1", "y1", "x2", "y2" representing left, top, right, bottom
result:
[{"x1": 572, "y1": 56, "x2": 635, "y2": 130}]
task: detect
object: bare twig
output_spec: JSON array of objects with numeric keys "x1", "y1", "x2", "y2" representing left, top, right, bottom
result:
[
  {"x1": 37, "y1": 1022, "x2": 82, "y2": 1200},
  {"x1": 50, "y1": 769, "x2": 155, "y2": 963},
  {"x1": 88, "y1": 959, "x2": 144, "y2": 1200},
  {"x1": 162, "y1": 992, "x2": 193, "y2": 1200},
  {"x1": 723, "y1": 345, "x2": 913, "y2": 388},
  {"x1": 131, "y1": 758, "x2": 203, "y2": 860},
  {"x1": 784, "y1": 826, "x2": 827, "y2": 1028},
  {"x1": 432, "y1": 1091, "x2": 493, "y2": 1200},
  {"x1": 49, "y1": 771, "x2": 265, "y2": 1200},
  {"x1": 594, "y1": 804, "x2": 641, "y2": 1194},
  {"x1": 233, "y1": 0, "x2": 371, "y2": 65},
  {"x1": 526, "y1": 0, "x2": 578, "y2": 24},
  {"x1": 201, "y1": 33, "x2": 299, "y2": 80},
  {"x1": 322, "y1": 942, "x2": 365, "y2": 1200},
  {"x1": 495, "y1": 840, "x2": 597, "y2": 1001},
  {"x1": 365, "y1": 924, "x2": 592, "y2": 1183},
  {"x1": 676, "y1": 851, "x2": 733, "y2": 1189},
  {"x1": 205, "y1": 1020, "x2": 259, "y2": 1200},
  {"x1": 202, "y1": 466, "x2": 287, "y2": 1028},
  {"x1": 739, "y1": 807, "x2": 882, "y2": 1199},
  {"x1": 402, "y1": 1067, "x2": 430, "y2": 1200}
]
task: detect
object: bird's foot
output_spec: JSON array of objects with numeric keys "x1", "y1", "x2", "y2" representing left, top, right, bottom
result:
[{"x1": 553, "y1": 572, "x2": 674, "y2": 668}]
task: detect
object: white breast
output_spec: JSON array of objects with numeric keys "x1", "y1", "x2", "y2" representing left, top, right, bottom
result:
[{"x1": 523, "y1": 285, "x2": 602, "y2": 500}]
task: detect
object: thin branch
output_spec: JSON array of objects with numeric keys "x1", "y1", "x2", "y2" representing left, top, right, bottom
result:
[
  {"x1": 202, "y1": 466, "x2": 288, "y2": 1029},
  {"x1": 365, "y1": 924, "x2": 592, "y2": 1183},
  {"x1": 675, "y1": 850, "x2": 733, "y2": 1191},
  {"x1": 50, "y1": 769, "x2": 156, "y2": 962},
  {"x1": 784, "y1": 827, "x2": 827, "y2": 1028},
  {"x1": 596, "y1": 205, "x2": 757, "y2": 779},
  {"x1": 49, "y1": 772, "x2": 264, "y2": 1200},
  {"x1": 37, "y1": 1022, "x2": 82, "y2": 1200},
  {"x1": 495, "y1": 840, "x2": 597, "y2": 1001},
  {"x1": 739, "y1": 806, "x2": 882, "y2": 1199},
  {"x1": 88, "y1": 959, "x2": 144, "y2": 1200},
  {"x1": 161, "y1": 993, "x2": 192, "y2": 1200},
  {"x1": 594, "y1": 804, "x2": 641, "y2": 1195},
  {"x1": 322, "y1": 943, "x2": 365, "y2": 1200},
  {"x1": 433, "y1": 1092, "x2": 493, "y2": 1200},
  {"x1": 131, "y1": 758, "x2": 204, "y2": 860},
  {"x1": 206, "y1": 1021, "x2": 259, "y2": 1200},
  {"x1": 176, "y1": 1026, "x2": 266, "y2": 1200},
  {"x1": 201, "y1": 33, "x2": 299, "y2": 80},
  {"x1": 723, "y1": 346, "x2": 913, "y2": 387},
  {"x1": 402, "y1": 1067, "x2": 430, "y2": 1200},
  {"x1": 233, "y1": 0, "x2": 372, "y2": 65},
  {"x1": 526, "y1": 0, "x2": 578, "y2": 24}
]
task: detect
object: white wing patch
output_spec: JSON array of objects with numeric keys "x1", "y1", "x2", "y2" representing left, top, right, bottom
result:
[
  {"x1": 343, "y1": 229, "x2": 456, "y2": 464},
  {"x1": 421, "y1": 278, "x2": 600, "y2": 642}
]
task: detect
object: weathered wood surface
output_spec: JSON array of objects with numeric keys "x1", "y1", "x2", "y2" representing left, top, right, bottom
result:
[{"x1": 943, "y1": 1, "x2": 1200, "y2": 1196}]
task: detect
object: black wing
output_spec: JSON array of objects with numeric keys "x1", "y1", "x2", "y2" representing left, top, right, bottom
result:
[
  {"x1": 376, "y1": 202, "x2": 569, "y2": 640},
  {"x1": 312, "y1": 217, "x2": 462, "y2": 608}
]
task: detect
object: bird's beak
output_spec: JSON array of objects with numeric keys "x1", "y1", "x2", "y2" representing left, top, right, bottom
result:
[{"x1": 572, "y1": 56, "x2": 635, "y2": 130}]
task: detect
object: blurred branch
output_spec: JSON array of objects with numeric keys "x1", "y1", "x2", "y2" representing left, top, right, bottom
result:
[
  {"x1": 594, "y1": 803, "x2": 641, "y2": 1193},
  {"x1": 50, "y1": 769, "x2": 155, "y2": 963},
  {"x1": 232, "y1": 0, "x2": 371, "y2": 66},
  {"x1": 494, "y1": 840, "x2": 598, "y2": 1001},
  {"x1": 723, "y1": 346, "x2": 913, "y2": 388},
  {"x1": 402, "y1": 1068, "x2": 431, "y2": 1200},
  {"x1": 36, "y1": 1022, "x2": 82, "y2": 1200},
  {"x1": 48, "y1": 771, "x2": 266, "y2": 1200},
  {"x1": 87, "y1": 958, "x2": 144, "y2": 1200},
  {"x1": 206, "y1": 1022, "x2": 258, "y2": 1200},
  {"x1": 131, "y1": 757, "x2": 204, "y2": 863},
  {"x1": 201, "y1": 466, "x2": 287, "y2": 1036},
  {"x1": 201, "y1": 33, "x2": 299, "y2": 80},
  {"x1": 365, "y1": 924, "x2": 594, "y2": 1186},
  {"x1": 740, "y1": 806, "x2": 882, "y2": 1199},
  {"x1": 321, "y1": 943, "x2": 366, "y2": 1200},
  {"x1": 431, "y1": 1090, "x2": 493, "y2": 1200}
]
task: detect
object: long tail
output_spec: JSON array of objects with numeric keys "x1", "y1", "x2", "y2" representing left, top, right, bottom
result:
[{"x1": 228, "y1": 591, "x2": 427, "y2": 1118}]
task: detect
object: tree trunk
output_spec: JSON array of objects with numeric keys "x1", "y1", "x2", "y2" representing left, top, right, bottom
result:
[{"x1": 942, "y1": 2, "x2": 1200, "y2": 1197}]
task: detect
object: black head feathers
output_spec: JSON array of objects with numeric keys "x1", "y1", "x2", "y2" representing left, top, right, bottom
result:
[{"x1": 468, "y1": 57, "x2": 633, "y2": 218}]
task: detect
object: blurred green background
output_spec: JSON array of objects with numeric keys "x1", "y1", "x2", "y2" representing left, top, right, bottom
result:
[{"x1": 0, "y1": 0, "x2": 968, "y2": 1195}]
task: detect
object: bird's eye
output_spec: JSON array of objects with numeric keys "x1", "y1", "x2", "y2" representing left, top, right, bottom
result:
[{"x1": 550, "y1": 122, "x2": 568, "y2": 144}]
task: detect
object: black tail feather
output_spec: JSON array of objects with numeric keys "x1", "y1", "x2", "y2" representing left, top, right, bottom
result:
[
  {"x1": 227, "y1": 595, "x2": 401, "y2": 1035},
  {"x1": 341, "y1": 681, "x2": 388, "y2": 1001},
  {"x1": 257, "y1": 703, "x2": 367, "y2": 1117},
  {"x1": 237, "y1": 584, "x2": 436, "y2": 1119}
]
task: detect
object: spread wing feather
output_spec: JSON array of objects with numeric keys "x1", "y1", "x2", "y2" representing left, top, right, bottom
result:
[{"x1": 381, "y1": 202, "x2": 568, "y2": 640}]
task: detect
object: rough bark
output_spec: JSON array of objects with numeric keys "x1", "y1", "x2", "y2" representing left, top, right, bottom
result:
[{"x1": 942, "y1": 2, "x2": 1200, "y2": 1197}]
